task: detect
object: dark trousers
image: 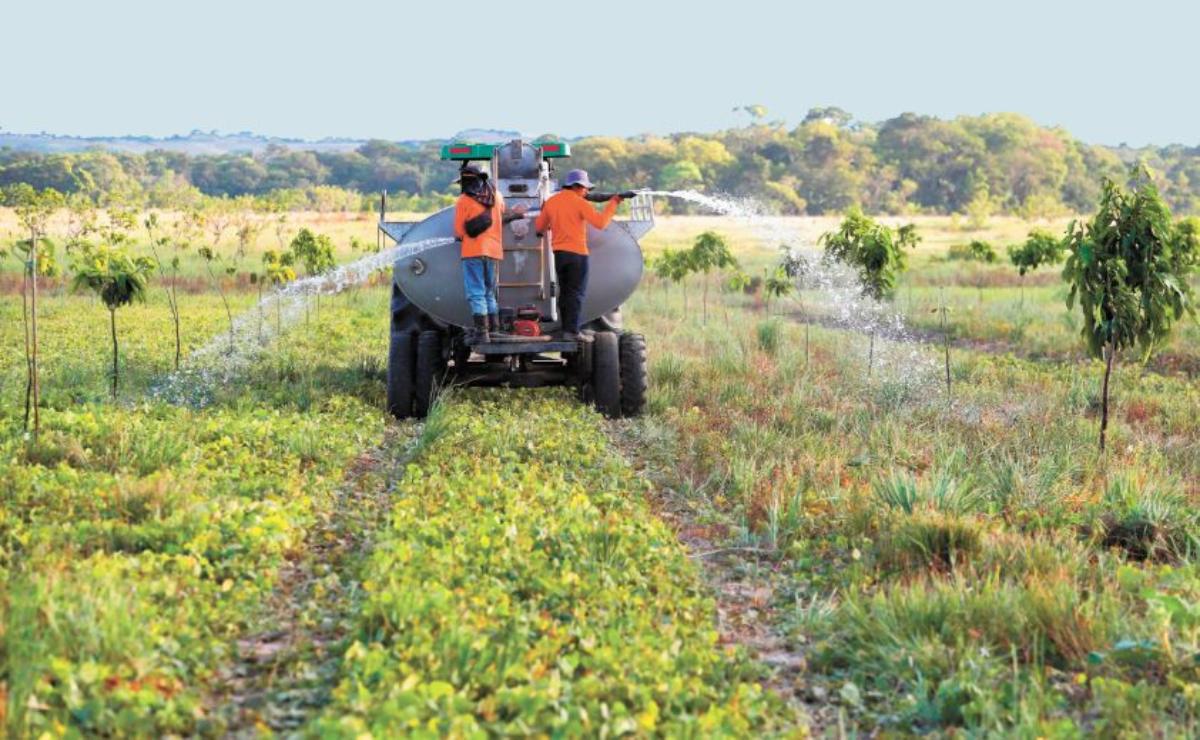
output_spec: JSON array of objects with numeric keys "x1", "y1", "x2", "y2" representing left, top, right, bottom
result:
[{"x1": 554, "y1": 251, "x2": 589, "y2": 333}]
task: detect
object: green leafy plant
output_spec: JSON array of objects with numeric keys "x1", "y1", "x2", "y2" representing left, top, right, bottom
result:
[
  {"x1": 290, "y1": 227, "x2": 337, "y2": 323},
  {"x1": 821, "y1": 209, "x2": 916, "y2": 373},
  {"x1": 763, "y1": 265, "x2": 793, "y2": 314},
  {"x1": 1063, "y1": 168, "x2": 1199, "y2": 450},
  {"x1": 1008, "y1": 229, "x2": 1066, "y2": 277},
  {"x1": 314, "y1": 392, "x2": 792, "y2": 735},
  {"x1": 71, "y1": 247, "x2": 156, "y2": 398},
  {"x1": 948, "y1": 240, "x2": 998, "y2": 263},
  {"x1": 820, "y1": 208, "x2": 913, "y2": 301},
  {"x1": 652, "y1": 248, "x2": 695, "y2": 312},
  {"x1": 688, "y1": 231, "x2": 739, "y2": 323},
  {"x1": 262, "y1": 249, "x2": 298, "y2": 332},
  {"x1": 1007, "y1": 229, "x2": 1066, "y2": 306}
]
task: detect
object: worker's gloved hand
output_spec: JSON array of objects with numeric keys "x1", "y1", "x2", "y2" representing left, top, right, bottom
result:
[{"x1": 464, "y1": 211, "x2": 493, "y2": 238}]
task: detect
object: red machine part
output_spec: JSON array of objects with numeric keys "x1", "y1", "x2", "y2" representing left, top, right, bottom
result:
[
  {"x1": 513, "y1": 319, "x2": 541, "y2": 337},
  {"x1": 513, "y1": 305, "x2": 542, "y2": 337}
]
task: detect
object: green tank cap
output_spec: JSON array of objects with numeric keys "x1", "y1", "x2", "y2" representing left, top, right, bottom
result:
[
  {"x1": 440, "y1": 143, "x2": 496, "y2": 161},
  {"x1": 536, "y1": 140, "x2": 571, "y2": 158}
]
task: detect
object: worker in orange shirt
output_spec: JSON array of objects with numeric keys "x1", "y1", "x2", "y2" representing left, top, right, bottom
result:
[
  {"x1": 534, "y1": 169, "x2": 626, "y2": 341},
  {"x1": 453, "y1": 163, "x2": 526, "y2": 343}
]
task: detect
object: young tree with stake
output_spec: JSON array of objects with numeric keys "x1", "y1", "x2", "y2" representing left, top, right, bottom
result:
[
  {"x1": 9, "y1": 184, "x2": 64, "y2": 436},
  {"x1": 763, "y1": 266, "x2": 793, "y2": 314},
  {"x1": 144, "y1": 213, "x2": 188, "y2": 370},
  {"x1": 653, "y1": 249, "x2": 694, "y2": 315},
  {"x1": 290, "y1": 228, "x2": 337, "y2": 323},
  {"x1": 820, "y1": 209, "x2": 915, "y2": 375},
  {"x1": 262, "y1": 249, "x2": 297, "y2": 333},
  {"x1": 689, "y1": 231, "x2": 738, "y2": 324},
  {"x1": 1063, "y1": 169, "x2": 1198, "y2": 452}
]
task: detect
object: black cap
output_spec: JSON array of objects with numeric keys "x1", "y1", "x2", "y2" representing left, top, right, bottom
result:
[{"x1": 453, "y1": 163, "x2": 488, "y2": 183}]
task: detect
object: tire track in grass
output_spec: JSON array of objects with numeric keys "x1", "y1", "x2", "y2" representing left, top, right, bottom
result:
[
  {"x1": 310, "y1": 389, "x2": 800, "y2": 736},
  {"x1": 214, "y1": 423, "x2": 424, "y2": 735},
  {"x1": 608, "y1": 417, "x2": 814, "y2": 720}
]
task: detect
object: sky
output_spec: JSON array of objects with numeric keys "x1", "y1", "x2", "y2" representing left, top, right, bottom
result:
[{"x1": 1, "y1": 0, "x2": 1196, "y2": 147}]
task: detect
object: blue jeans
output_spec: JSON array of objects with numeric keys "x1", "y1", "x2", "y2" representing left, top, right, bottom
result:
[{"x1": 462, "y1": 257, "x2": 499, "y2": 317}]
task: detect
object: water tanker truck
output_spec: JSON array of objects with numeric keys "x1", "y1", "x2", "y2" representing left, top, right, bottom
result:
[{"x1": 378, "y1": 138, "x2": 655, "y2": 419}]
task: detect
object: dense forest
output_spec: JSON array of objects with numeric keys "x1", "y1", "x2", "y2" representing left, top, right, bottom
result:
[{"x1": 2, "y1": 109, "x2": 1198, "y2": 215}]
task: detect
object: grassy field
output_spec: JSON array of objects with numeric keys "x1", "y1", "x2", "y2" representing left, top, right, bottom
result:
[{"x1": 2, "y1": 208, "x2": 1198, "y2": 736}]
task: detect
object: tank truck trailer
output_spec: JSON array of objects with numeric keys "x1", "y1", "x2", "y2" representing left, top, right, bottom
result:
[{"x1": 378, "y1": 138, "x2": 655, "y2": 420}]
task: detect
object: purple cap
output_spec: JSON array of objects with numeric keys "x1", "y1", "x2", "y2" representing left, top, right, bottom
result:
[{"x1": 563, "y1": 169, "x2": 594, "y2": 189}]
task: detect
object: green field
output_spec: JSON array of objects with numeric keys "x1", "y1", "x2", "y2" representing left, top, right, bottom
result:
[{"x1": 2, "y1": 209, "x2": 1199, "y2": 736}]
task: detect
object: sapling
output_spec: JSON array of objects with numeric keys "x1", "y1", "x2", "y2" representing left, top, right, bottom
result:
[
  {"x1": 63, "y1": 192, "x2": 98, "y2": 255},
  {"x1": 145, "y1": 213, "x2": 188, "y2": 369},
  {"x1": 1007, "y1": 229, "x2": 1066, "y2": 306},
  {"x1": 71, "y1": 246, "x2": 156, "y2": 399},
  {"x1": 262, "y1": 249, "x2": 297, "y2": 333},
  {"x1": 199, "y1": 244, "x2": 238, "y2": 354},
  {"x1": 764, "y1": 266, "x2": 792, "y2": 315},
  {"x1": 653, "y1": 249, "x2": 694, "y2": 315},
  {"x1": 780, "y1": 248, "x2": 813, "y2": 363},
  {"x1": 689, "y1": 231, "x2": 739, "y2": 324},
  {"x1": 725, "y1": 270, "x2": 752, "y2": 325},
  {"x1": 290, "y1": 228, "x2": 336, "y2": 324},
  {"x1": 1063, "y1": 169, "x2": 1198, "y2": 451},
  {"x1": 820, "y1": 209, "x2": 915, "y2": 376},
  {"x1": 9, "y1": 184, "x2": 64, "y2": 436},
  {"x1": 233, "y1": 199, "x2": 264, "y2": 258}
]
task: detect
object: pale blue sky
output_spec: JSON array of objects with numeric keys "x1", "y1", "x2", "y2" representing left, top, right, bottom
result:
[{"x1": 2, "y1": 0, "x2": 1195, "y2": 146}]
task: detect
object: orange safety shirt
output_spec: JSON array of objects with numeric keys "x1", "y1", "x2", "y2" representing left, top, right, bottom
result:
[
  {"x1": 453, "y1": 190, "x2": 506, "y2": 260},
  {"x1": 533, "y1": 189, "x2": 618, "y2": 256}
]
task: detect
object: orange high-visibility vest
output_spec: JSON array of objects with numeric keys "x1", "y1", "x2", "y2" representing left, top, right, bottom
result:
[{"x1": 454, "y1": 191, "x2": 506, "y2": 260}]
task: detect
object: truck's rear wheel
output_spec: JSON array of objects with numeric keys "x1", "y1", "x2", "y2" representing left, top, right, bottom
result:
[
  {"x1": 619, "y1": 332, "x2": 648, "y2": 417},
  {"x1": 591, "y1": 331, "x2": 621, "y2": 419},
  {"x1": 386, "y1": 331, "x2": 415, "y2": 419},
  {"x1": 414, "y1": 330, "x2": 444, "y2": 418}
]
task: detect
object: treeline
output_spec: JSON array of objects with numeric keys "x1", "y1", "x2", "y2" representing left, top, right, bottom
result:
[{"x1": 2, "y1": 109, "x2": 1198, "y2": 215}]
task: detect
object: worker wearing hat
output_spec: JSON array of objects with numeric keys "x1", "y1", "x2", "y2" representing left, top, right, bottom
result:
[
  {"x1": 453, "y1": 162, "x2": 526, "y2": 343},
  {"x1": 534, "y1": 169, "x2": 625, "y2": 341}
]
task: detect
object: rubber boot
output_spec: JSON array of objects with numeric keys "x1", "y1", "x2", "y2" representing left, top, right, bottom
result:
[
  {"x1": 468, "y1": 314, "x2": 490, "y2": 345},
  {"x1": 488, "y1": 313, "x2": 501, "y2": 336}
]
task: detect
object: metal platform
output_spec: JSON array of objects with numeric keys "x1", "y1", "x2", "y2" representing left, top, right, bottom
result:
[{"x1": 471, "y1": 337, "x2": 580, "y2": 355}]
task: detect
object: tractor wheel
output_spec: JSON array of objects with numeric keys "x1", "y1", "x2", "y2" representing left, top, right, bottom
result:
[
  {"x1": 413, "y1": 330, "x2": 444, "y2": 419},
  {"x1": 386, "y1": 330, "x2": 416, "y2": 419},
  {"x1": 591, "y1": 331, "x2": 622, "y2": 419},
  {"x1": 618, "y1": 332, "x2": 648, "y2": 417}
]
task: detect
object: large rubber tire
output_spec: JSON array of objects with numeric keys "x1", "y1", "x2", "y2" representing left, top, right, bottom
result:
[
  {"x1": 618, "y1": 332, "x2": 648, "y2": 417},
  {"x1": 413, "y1": 330, "x2": 444, "y2": 419},
  {"x1": 386, "y1": 331, "x2": 416, "y2": 419},
  {"x1": 591, "y1": 332, "x2": 622, "y2": 419}
]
